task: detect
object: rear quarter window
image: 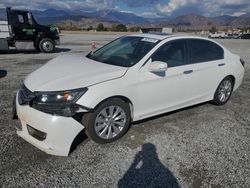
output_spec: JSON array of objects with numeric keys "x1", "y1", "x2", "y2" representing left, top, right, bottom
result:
[{"x1": 189, "y1": 39, "x2": 224, "y2": 64}]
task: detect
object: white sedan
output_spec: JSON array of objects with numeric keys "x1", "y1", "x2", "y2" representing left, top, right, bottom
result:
[{"x1": 14, "y1": 34, "x2": 245, "y2": 156}]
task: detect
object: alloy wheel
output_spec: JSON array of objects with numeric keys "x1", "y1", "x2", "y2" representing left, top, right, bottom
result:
[
  {"x1": 218, "y1": 79, "x2": 232, "y2": 102},
  {"x1": 94, "y1": 105, "x2": 126, "y2": 139}
]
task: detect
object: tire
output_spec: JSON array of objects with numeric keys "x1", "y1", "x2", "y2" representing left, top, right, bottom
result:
[
  {"x1": 211, "y1": 76, "x2": 234, "y2": 105},
  {"x1": 82, "y1": 98, "x2": 131, "y2": 143},
  {"x1": 39, "y1": 38, "x2": 55, "y2": 53}
]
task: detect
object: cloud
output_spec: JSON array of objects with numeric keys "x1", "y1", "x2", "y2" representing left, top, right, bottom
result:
[
  {"x1": 156, "y1": 0, "x2": 197, "y2": 16},
  {"x1": 139, "y1": 11, "x2": 161, "y2": 18},
  {"x1": 0, "y1": 0, "x2": 117, "y2": 11},
  {"x1": 0, "y1": 0, "x2": 160, "y2": 11},
  {"x1": 0, "y1": 0, "x2": 249, "y2": 17},
  {"x1": 156, "y1": 0, "x2": 250, "y2": 17},
  {"x1": 120, "y1": 0, "x2": 160, "y2": 8}
]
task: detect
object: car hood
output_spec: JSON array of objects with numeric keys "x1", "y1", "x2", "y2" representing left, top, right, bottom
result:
[{"x1": 24, "y1": 54, "x2": 128, "y2": 91}]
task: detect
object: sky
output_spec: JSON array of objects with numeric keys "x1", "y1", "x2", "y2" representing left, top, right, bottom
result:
[{"x1": 0, "y1": 0, "x2": 250, "y2": 17}]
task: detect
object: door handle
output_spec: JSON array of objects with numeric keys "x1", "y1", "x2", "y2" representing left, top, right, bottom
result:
[
  {"x1": 183, "y1": 70, "x2": 193, "y2": 74},
  {"x1": 218, "y1": 63, "x2": 225, "y2": 66}
]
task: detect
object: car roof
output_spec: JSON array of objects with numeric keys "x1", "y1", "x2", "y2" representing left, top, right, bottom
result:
[
  {"x1": 129, "y1": 33, "x2": 218, "y2": 42},
  {"x1": 128, "y1": 34, "x2": 226, "y2": 49},
  {"x1": 130, "y1": 33, "x2": 175, "y2": 40}
]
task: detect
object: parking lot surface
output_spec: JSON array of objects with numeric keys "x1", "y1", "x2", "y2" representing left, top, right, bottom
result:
[{"x1": 0, "y1": 34, "x2": 249, "y2": 187}]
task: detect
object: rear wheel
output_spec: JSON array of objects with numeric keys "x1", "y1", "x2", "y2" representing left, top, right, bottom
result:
[
  {"x1": 212, "y1": 77, "x2": 234, "y2": 105},
  {"x1": 82, "y1": 98, "x2": 131, "y2": 143},
  {"x1": 39, "y1": 38, "x2": 55, "y2": 53}
]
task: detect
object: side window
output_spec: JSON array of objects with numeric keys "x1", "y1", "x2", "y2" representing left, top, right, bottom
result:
[
  {"x1": 152, "y1": 40, "x2": 186, "y2": 68},
  {"x1": 189, "y1": 39, "x2": 224, "y2": 64},
  {"x1": 17, "y1": 14, "x2": 25, "y2": 24}
]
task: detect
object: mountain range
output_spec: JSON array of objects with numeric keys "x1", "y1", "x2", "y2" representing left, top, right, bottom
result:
[{"x1": 0, "y1": 8, "x2": 250, "y2": 29}]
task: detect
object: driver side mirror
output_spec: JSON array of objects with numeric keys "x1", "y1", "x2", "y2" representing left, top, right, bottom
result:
[{"x1": 148, "y1": 60, "x2": 168, "y2": 73}]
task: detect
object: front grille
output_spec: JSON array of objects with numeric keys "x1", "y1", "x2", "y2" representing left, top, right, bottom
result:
[
  {"x1": 32, "y1": 103, "x2": 66, "y2": 115},
  {"x1": 18, "y1": 84, "x2": 35, "y2": 105}
]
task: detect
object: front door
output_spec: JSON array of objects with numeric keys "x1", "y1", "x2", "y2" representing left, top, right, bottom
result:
[{"x1": 134, "y1": 39, "x2": 197, "y2": 118}]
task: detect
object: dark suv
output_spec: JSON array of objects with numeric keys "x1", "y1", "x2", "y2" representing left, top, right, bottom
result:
[{"x1": 240, "y1": 33, "x2": 250, "y2": 39}]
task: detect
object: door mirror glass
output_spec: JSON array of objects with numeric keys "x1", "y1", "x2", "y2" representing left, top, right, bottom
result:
[{"x1": 148, "y1": 60, "x2": 168, "y2": 73}]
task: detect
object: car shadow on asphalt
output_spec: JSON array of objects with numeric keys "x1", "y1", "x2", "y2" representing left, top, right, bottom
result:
[
  {"x1": 0, "y1": 70, "x2": 7, "y2": 79},
  {"x1": 118, "y1": 143, "x2": 180, "y2": 188},
  {"x1": 0, "y1": 47, "x2": 71, "y2": 54}
]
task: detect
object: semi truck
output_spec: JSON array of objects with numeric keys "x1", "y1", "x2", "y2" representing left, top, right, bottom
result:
[{"x1": 0, "y1": 7, "x2": 60, "y2": 53}]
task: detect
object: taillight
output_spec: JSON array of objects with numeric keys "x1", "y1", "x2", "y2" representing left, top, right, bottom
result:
[{"x1": 240, "y1": 58, "x2": 245, "y2": 67}]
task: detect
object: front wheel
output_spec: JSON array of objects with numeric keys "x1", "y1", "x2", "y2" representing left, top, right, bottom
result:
[
  {"x1": 39, "y1": 38, "x2": 55, "y2": 53},
  {"x1": 211, "y1": 77, "x2": 234, "y2": 105},
  {"x1": 82, "y1": 98, "x2": 131, "y2": 143}
]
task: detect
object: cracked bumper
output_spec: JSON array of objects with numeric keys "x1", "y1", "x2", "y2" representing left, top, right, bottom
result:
[{"x1": 15, "y1": 92, "x2": 84, "y2": 156}]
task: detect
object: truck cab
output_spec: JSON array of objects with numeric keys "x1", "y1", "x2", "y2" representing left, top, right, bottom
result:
[{"x1": 0, "y1": 7, "x2": 60, "y2": 53}]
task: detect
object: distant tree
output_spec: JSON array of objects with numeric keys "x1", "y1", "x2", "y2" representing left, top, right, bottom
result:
[
  {"x1": 97, "y1": 23, "x2": 105, "y2": 31},
  {"x1": 111, "y1": 24, "x2": 117, "y2": 31},
  {"x1": 210, "y1": 26, "x2": 217, "y2": 33},
  {"x1": 115, "y1": 24, "x2": 127, "y2": 32},
  {"x1": 129, "y1": 26, "x2": 140, "y2": 32}
]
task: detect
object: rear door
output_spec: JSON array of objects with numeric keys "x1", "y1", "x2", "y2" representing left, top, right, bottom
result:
[{"x1": 186, "y1": 39, "x2": 225, "y2": 100}]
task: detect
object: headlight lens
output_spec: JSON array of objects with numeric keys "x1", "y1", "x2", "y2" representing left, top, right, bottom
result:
[
  {"x1": 31, "y1": 88, "x2": 88, "y2": 117},
  {"x1": 34, "y1": 89, "x2": 87, "y2": 104}
]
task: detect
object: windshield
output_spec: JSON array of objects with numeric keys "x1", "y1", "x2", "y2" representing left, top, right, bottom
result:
[{"x1": 87, "y1": 36, "x2": 159, "y2": 67}]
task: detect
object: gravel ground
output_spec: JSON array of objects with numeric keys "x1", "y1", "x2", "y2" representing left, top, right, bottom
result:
[{"x1": 0, "y1": 34, "x2": 249, "y2": 188}]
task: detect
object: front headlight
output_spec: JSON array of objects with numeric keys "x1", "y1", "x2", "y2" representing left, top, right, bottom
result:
[{"x1": 31, "y1": 88, "x2": 88, "y2": 117}]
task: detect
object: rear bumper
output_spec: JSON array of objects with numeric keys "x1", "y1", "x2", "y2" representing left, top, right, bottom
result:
[
  {"x1": 15, "y1": 92, "x2": 84, "y2": 156},
  {"x1": 234, "y1": 68, "x2": 245, "y2": 91}
]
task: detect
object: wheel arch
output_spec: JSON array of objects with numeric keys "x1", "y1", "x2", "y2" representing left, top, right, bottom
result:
[
  {"x1": 93, "y1": 95, "x2": 134, "y2": 121},
  {"x1": 225, "y1": 75, "x2": 235, "y2": 88},
  {"x1": 35, "y1": 32, "x2": 49, "y2": 47},
  {"x1": 211, "y1": 74, "x2": 236, "y2": 106},
  {"x1": 214, "y1": 75, "x2": 236, "y2": 93}
]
